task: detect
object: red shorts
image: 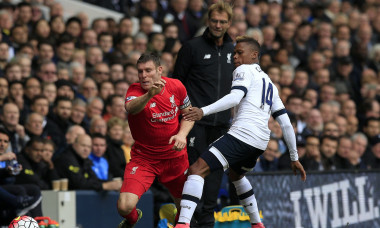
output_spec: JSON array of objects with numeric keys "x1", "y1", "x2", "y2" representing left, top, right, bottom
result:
[{"x1": 120, "y1": 154, "x2": 189, "y2": 199}]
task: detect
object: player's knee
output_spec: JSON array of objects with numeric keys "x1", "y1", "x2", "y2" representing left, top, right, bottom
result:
[
  {"x1": 188, "y1": 160, "x2": 209, "y2": 177},
  {"x1": 117, "y1": 197, "x2": 134, "y2": 215}
]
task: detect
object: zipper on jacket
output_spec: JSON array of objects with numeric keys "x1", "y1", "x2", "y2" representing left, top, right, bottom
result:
[{"x1": 215, "y1": 47, "x2": 222, "y2": 125}]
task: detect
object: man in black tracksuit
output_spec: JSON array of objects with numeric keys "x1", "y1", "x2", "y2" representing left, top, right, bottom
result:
[
  {"x1": 172, "y1": 2, "x2": 235, "y2": 227},
  {"x1": 15, "y1": 137, "x2": 59, "y2": 190},
  {"x1": 54, "y1": 134, "x2": 121, "y2": 191}
]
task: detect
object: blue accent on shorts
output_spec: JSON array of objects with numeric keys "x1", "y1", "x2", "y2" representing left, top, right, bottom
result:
[{"x1": 200, "y1": 134, "x2": 264, "y2": 175}]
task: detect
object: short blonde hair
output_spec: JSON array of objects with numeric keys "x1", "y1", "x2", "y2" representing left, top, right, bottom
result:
[
  {"x1": 107, "y1": 117, "x2": 126, "y2": 131},
  {"x1": 208, "y1": 1, "x2": 233, "y2": 21}
]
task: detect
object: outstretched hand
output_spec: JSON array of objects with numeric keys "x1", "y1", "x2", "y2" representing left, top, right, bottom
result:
[
  {"x1": 291, "y1": 160, "x2": 306, "y2": 182},
  {"x1": 183, "y1": 107, "x2": 204, "y2": 121},
  {"x1": 148, "y1": 78, "x2": 166, "y2": 97}
]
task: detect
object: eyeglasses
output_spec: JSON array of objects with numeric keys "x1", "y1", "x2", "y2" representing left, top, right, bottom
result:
[
  {"x1": 209, "y1": 19, "x2": 228, "y2": 25},
  {"x1": 42, "y1": 71, "x2": 57, "y2": 75},
  {"x1": 83, "y1": 87, "x2": 97, "y2": 91},
  {"x1": 94, "y1": 71, "x2": 109, "y2": 75}
]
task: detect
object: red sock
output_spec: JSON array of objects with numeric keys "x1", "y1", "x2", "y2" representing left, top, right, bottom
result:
[{"x1": 124, "y1": 207, "x2": 138, "y2": 224}]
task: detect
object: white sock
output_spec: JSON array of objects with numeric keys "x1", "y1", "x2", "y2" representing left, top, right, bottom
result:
[
  {"x1": 178, "y1": 175, "x2": 204, "y2": 224},
  {"x1": 232, "y1": 177, "x2": 261, "y2": 223}
]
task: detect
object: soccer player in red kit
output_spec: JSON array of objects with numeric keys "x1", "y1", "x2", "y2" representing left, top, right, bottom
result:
[{"x1": 117, "y1": 53, "x2": 194, "y2": 228}]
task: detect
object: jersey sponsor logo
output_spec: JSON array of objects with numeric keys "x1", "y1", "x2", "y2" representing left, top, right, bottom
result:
[
  {"x1": 126, "y1": 96, "x2": 137, "y2": 102},
  {"x1": 151, "y1": 108, "x2": 178, "y2": 122},
  {"x1": 150, "y1": 102, "x2": 156, "y2": 108},
  {"x1": 130, "y1": 166, "x2": 138, "y2": 174},
  {"x1": 234, "y1": 72, "x2": 245, "y2": 81},
  {"x1": 189, "y1": 137, "x2": 195, "y2": 147},
  {"x1": 204, "y1": 54, "x2": 211, "y2": 59},
  {"x1": 227, "y1": 53, "x2": 232, "y2": 63}
]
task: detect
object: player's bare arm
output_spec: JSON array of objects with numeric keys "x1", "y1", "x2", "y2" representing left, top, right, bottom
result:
[
  {"x1": 169, "y1": 105, "x2": 195, "y2": 151},
  {"x1": 182, "y1": 107, "x2": 204, "y2": 121},
  {"x1": 125, "y1": 79, "x2": 166, "y2": 115},
  {"x1": 291, "y1": 160, "x2": 307, "y2": 181}
]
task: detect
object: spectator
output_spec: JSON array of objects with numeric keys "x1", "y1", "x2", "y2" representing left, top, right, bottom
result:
[
  {"x1": 348, "y1": 133, "x2": 368, "y2": 170},
  {"x1": 124, "y1": 63, "x2": 138, "y2": 84},
  {"x1": 69, "y1": 98, "x2": 87, "y2": 129},
  {"x1": 54, "y1": 33, "x2": 75, "y2": 69},
  {"x1": 301, "y1": 108, "x2": 323, "y2": 137},
  {"x1": 0, "y1": 128, "x2": 42, "y2": 224},
  {"x1": 91, "y1": 62, "x2": 110, "y2": 85},
  {"x1": 0, "y1": 103, "x2": 24, "y2": 154},
  {"x1": 114, "y1": 80, "x2": 130, "y2": 97},
  {"x1": 89, "y1": 115, "x2": 107, "y2": 136},
  {"x1": 48, "y1": 96, "x2": 72, "y2": 140},
  {"x1": 322, "y1": 122, "x2": 340, "y2": 138},
  {"x1": 81, "y1": 29, "x2": 98, "y2": 49},
  {"x1": 346, "y1": 115, "x2": 359, "y2": 136},
  {"x1": 15, "y1": 137, "x2": 59, "y2": 189},
  {"x1": 42, "y1": 82, "x2": 57, "y2": 107},
  {"x1": 54, "y1": 134, "x2": 122, "y2": 190},
  {"x1": 335, "y1": 136, "x2": 352, "y2": 170},
  {"x1": 99, "y1": 81, "x2": 115, "y2": 102},
  {"x1": 91, "y1": 18, "x2": 108, "y2": 35},
  {"x1": 164, "y1": 0, "x2": 200, "y2": 43},
  {"x1": 32, "y1": 41, "x2": 54, "y2": 72},
  {"x1": 109, "y1": 63, "x2": 124, "y2": 82},
  {"x1": 36, "y1": 61, "x2": 58, "y2": 83},
  {"x1": 78, "y1": 77, "x2": 98, "y2": 101},
  {"x1": 103, "y1": 95, "x2": 126, "y2": 121},
  {"x1": 319, "y1": 136, "x2": 339, "y2": 171},
  {"x1": 0, "y1": 78, "x2": 8, "y2": 106},
  {"x1": 121, "y1": 122, "x2": 134, "y2": 163},
  {"x1": 89, "y1": 133, "x2": 110, "y2": 181},
  {"x1": 105, "y1": 117, "x2": 126, "y2": 178},
  {"x1": 24, "y1": 112, "x2": 44, "y2": 142},
  {"x1": 300, "y1": 135, "x2": 322, "y2": 171},
  {"x1": 85, "y1": 46, "x2": 103, "y2": 77},
  {"x1": 98, "y1": 32, "x2": 113, "y2": 55},
  {"x1": 83, "y1": 97, "x2": 104, "y2": 127},
  {"x1": 68, "y1": 62, "x2": 85, "y2": 89},
  {"x1": 255, "y1": 138, "x2": 280, "y2": 172}
]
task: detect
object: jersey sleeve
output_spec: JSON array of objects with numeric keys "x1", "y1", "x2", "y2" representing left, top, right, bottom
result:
[
  {"x1": 231, "y1": 65, "x2": 252, "y2": 97},
  {"x1": 125, "y1": 84, "x2": 140, "y2": 104},
  {"x1": 174, "y1": 79, "x2": 191, "y2": 110}
]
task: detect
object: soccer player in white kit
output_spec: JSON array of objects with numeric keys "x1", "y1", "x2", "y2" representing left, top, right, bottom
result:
[{"x1": 174, "y1": 36, "x2": 306, "y2": 228}]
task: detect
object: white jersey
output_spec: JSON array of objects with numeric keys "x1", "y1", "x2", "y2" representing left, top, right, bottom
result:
[{"x1": 228, "y1": 64, "x2": 284, "y2": 150}]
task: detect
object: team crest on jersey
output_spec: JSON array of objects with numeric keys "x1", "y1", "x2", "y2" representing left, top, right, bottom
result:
[
  {"x1": 189, "y1": 137, "x2": 195, "y2": 147},
  {"x1": 227, "y1": 53, "x2": 232, "y2": 63},
  {"x1": 234, "y1": 72, "x2": 245, "y2": 81},
  {"x1": 170, "y1": 95, "x2": 176, "y2": 107},
  {"x1": 150, "y1": 102, "x2": 156, "y2": 108},
  {"x1": 130, "y1": 166, "x2": 138, "y2": 174}
]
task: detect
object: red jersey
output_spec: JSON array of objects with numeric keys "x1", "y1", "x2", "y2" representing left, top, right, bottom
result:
[{"x1": 125, "y1": 77, "x2": 191, "y2": 159}]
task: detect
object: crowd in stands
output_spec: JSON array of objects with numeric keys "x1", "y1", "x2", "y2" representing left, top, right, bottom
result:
[{"x1": 0, "y1": 0, "x2": 380, "y2": 223}]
